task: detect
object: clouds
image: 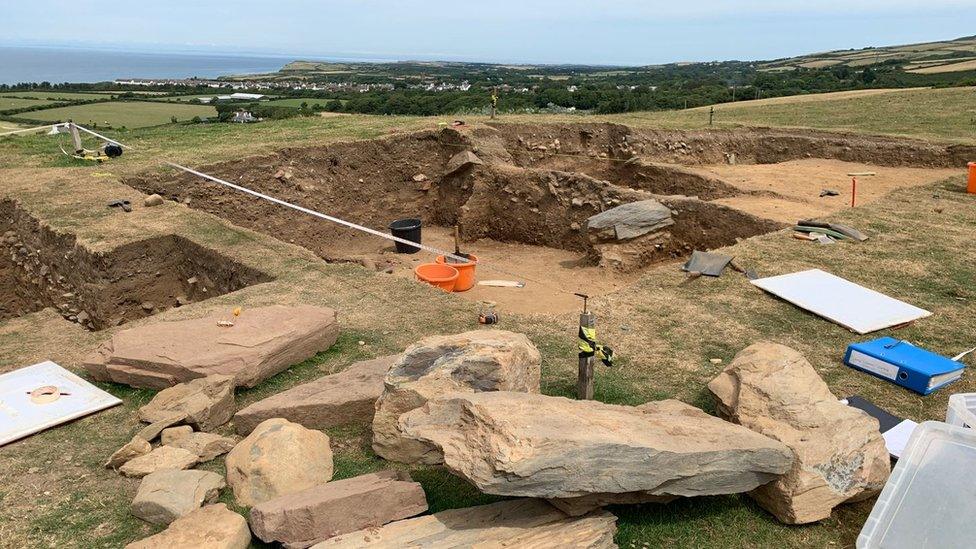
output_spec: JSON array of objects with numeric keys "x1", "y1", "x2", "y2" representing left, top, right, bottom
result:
[{"x1": 2, "y1": 1, "x2": 971, "y2": 65}]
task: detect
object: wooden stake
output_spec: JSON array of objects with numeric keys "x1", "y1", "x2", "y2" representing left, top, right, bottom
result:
[{"x1": 577, "y1": 311, "x2": 595, "y2": 400}]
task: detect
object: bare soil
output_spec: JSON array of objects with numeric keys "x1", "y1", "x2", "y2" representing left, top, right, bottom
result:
[
  {"x1": 0, "y1": 199, "x2": 272, "y2": 330},
  {"x1": 123, "y1": 122, "x2": 967, "y2": 315}
]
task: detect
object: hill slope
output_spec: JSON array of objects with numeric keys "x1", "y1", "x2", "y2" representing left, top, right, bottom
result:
[{"x1": 762, "y1": 35, "x2": 976, "y2": 74}]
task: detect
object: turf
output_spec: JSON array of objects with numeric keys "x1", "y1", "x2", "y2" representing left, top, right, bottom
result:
[
  {"x1": 606, "y1": 86, "x2": 976, "y2": 143},
  {"x1": 0, "y1": 91, "x2": 109, "y2": 101},
  {"x1": 11, "y1": 101, "x2": 218, "y2": 129},
  {"x1": 0, "y1": 96, "x2": 55, "y2": 111}
]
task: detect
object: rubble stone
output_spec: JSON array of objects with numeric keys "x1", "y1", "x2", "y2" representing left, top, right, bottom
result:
[
  {"x1": 249, "y1": 470, "x2": 427, "y2": 547},
  {"x1": 118, "y1": 446, "x2": 199, "y2": 478},
  {"x1": 313, "y1": 499, "x2": 617, "y2": 548},
  {"x1": 105, "y1": 436, "x2": 151, "y2": 469},
  {"x1": 138, "y1": 375, "x2": 235, "y2": 432},
  {"x1": 125, "y1": 504, "x2": 250, "y2": 549},
  {"x1": 131, "y1": 469, "x2": 226, "y2": 525}
]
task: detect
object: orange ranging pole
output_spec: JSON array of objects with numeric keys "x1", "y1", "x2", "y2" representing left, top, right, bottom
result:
[
  {"x1": 968, "y1": 162, "x2": 976, "y2": 194},
  {"x1": 846, "y1": 172, "x2": 876, "y2": 208}
]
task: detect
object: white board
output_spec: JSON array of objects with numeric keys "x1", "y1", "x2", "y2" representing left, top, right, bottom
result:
[
  {"x1": 750, "y1": 269, "x2": 931, "y2": 334},
  {"x1": 0, "y1": 361, "x2": 122, "y2": 446}
]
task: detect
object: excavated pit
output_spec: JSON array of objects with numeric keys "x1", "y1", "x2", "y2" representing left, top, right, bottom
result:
[
  {"x1": 0, "y1": 199, "x2": 272, "y2": 330},
  {"x1": 122, "y1": 122, "x2": 969, "y2": 312}
]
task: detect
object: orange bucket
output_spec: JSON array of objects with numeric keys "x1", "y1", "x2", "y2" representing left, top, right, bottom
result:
[
  {"x1": 435, "y1": 254, "x2": 479, "y2": 292},
  {"x1": 415, "y1": 263, "x2": 459, "y2": 292},
  {"x1": 968, "y1": 162, "x2": 976, "y2": 194}
]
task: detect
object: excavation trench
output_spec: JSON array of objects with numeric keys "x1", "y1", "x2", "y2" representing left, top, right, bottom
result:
[
  {"x1": 124, "y1": 123, "x2": 968, "y2": 314},
  {"x1": 0, "y1": 199, "x2": 272, "y2": 330}
]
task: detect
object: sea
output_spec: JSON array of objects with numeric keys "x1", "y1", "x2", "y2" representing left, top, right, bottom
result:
[{"x1": 0, "y1": 45, "x2": 322, "y2": 85}]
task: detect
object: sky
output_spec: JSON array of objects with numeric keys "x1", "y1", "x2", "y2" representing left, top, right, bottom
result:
[{"x1": 3, "y1": 1, "x2": 974, "y2": 65}]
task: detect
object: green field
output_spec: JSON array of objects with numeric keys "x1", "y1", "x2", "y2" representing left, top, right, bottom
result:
[
  {"x1": 0, "y1": 91, "x2": 108, "y2": 101},
  {"x1": 598, "y1": 86, "x2": 976, "y2": 143},
  {"x1": 12, "y1": 101, "x2": 219, "y2": 128},
  {"x1": 0, "y1": 96, "x2": 54, "y2": 111}
]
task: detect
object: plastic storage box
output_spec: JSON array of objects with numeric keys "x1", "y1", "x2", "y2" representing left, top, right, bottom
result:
[
  {"x1": 945, "y1": 393, "x2": 976, "y2": 428},
  {"x1": 857, "y1": 421, "x2": 976, "y2": 548}
]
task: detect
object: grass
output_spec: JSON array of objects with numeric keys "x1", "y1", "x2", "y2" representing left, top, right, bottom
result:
[
  {"x1": 605, "y1": 86, "x2": 976, "y2": 142},
  {"x1": 0, "y1": 112, "x2": 431, "y2": 172},
  {"x1": 11, "y1": 101, "x2": 218, "y2": 129},
  {"x1": 0, "y1": 96, "x2": 54, "y2": 111},
  {"x1": 0, "y1": 91, "x2": 108, "y2": 101}
]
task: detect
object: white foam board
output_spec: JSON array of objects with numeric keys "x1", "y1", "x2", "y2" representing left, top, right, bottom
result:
[
  {"x1": 751, "y1": 269, "x2": 931, "y2": 334},
  {"x1": 0, "y1": 360, "x2": 122, "y2": 446}
]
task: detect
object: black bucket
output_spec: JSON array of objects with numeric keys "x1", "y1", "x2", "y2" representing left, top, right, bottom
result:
[{"x1": 389, "y1": 218, "x2": 422, "y2": 254}]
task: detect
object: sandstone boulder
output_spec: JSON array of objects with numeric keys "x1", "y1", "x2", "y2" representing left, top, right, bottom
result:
[
  {"x1": 249, "y1": 470, "x2": 427, "y2": 547},
  {"x1": 169, "y1": 432, "x2": 237, "y2": 463},
  {"x1": 138, "y1": 375, "x2": 235, "y2": 432},
  {"x1": 83, "y1": 305, "x2": 340, "y2": 388},
  {"x1": 118, "y1": 446, "x2": 199, "y2": 478},
  {"x1": 708, "y1": 342, "x2": 891, "y2": 524},
  {"x1": 105, "y1": 436, "x2": 151, "y2": 469},
  {"x1": 235, "y1": 355, "x2": 395, "y2": 435},
  {"x1": 131, "y1": 469, "x2": 226, "y2": 525},
  {"x1": 372, "y1": 330, "x2": 541, "y2": 464},
  {"x1": 313, "y1": 499, "x2": 617, "y2": 548},
  {"x1": 126, "y1": 504, "x2": 250, "y2": 549},
  {"x1": 399, "y1": 392, "x2": 793, "y2": 511},
  {"x1": 225, "y1": 418, "x2": 334, "y2": 506}
]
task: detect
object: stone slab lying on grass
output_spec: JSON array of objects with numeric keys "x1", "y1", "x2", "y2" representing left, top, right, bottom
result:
[
  {"x1": 126, "y1": 503, "x2": 250, "y2": 549},
  {"x1": 372, "y1": 330, "x2": 541, "y2": 464},
  {"x1": 131, "y1": 469, "x2": 225, "y2": 525},
  {"x1": 234, "y1": 355, "x2": 396, "y2": 435},
  {"x1": 105, "y1": 436, "x2": 151, "y2": 469},
  {"x1": 225, "y1": 418, "x2": 334, "y2": 507},
  {"x1": 312, "y1": 499, "x2": 617, "y2": 548},
  {"x1": 83, "y1": 304, "x2": 340, "y2": 389},
  {"x1": 708, "y1": 342, "x2": 890, "y2": 524},
  {"x1": 399, "y1": 392, "x2": 793, "y2": 511},
  {"x1": 118, "y1": 446, "x2": 199, "y2": 478},
  {"x1": 249, "y1": 470, "x2": 427, "y2": 547},
  {"x1": 138, "y1": 375, "x2": 235, "y2": 432}
]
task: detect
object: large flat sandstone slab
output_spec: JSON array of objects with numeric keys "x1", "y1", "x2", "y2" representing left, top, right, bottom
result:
[
  {"x1": 234, "y1": 355, "x2": 395, "y2": 435},
  {"x1": 83, "y1": 305, "x2": 339, "y2": 389},
  {"x1": 311, "y1": 499, "x2": 617, "y2": 548},
  {"x1": 399, "y1": 392, "x2": 794, "y2": 510}
]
